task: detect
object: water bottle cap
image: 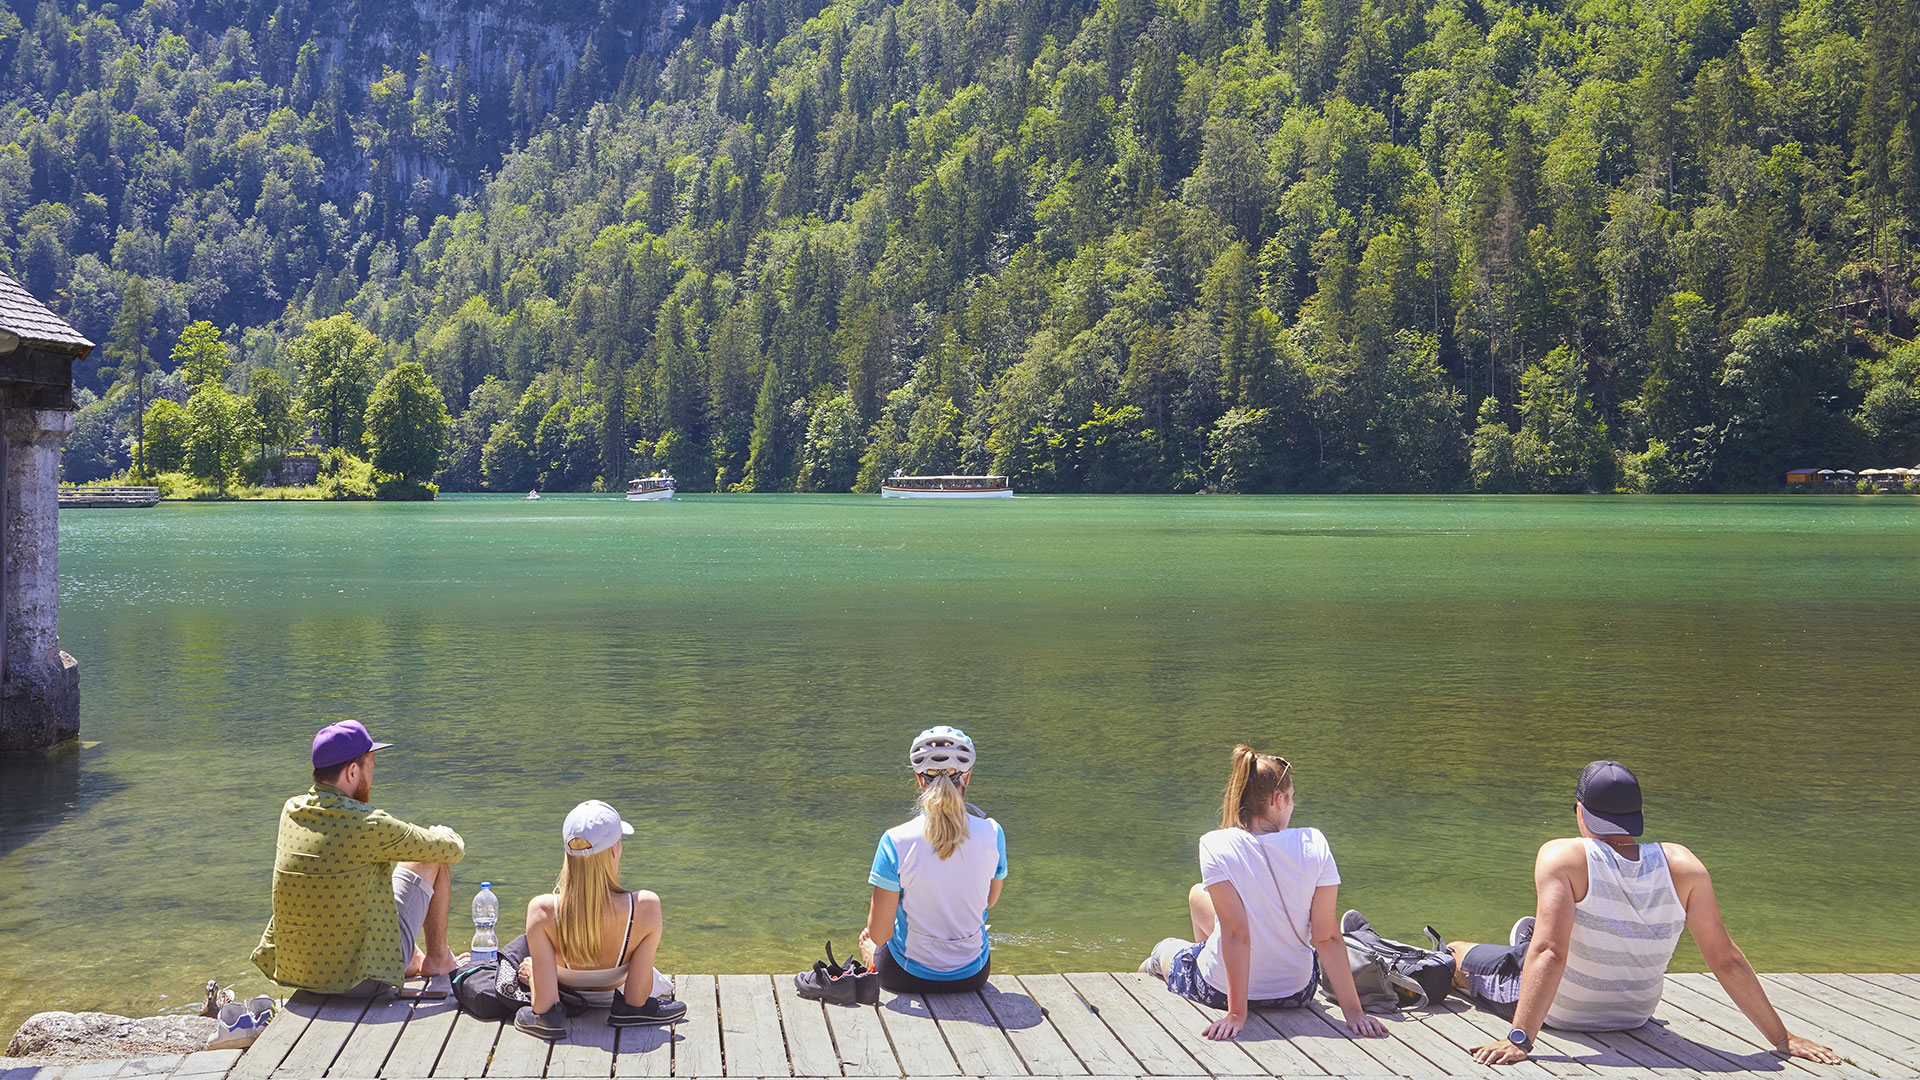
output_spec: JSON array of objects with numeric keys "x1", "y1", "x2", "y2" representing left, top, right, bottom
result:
[{"x1": 481, "y1": 882, "x2": 492, "y2": 889}]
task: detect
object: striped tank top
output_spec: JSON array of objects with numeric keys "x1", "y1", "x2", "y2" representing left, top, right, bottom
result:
[{"x1": 1544, "y1": 839, "x2": 1687, "y2": 1032}]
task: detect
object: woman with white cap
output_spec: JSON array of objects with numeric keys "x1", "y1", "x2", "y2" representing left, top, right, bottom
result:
[
  {"x1": 514, "y1": 800, "x2": 687, "y2": 1039},
  {"x1": 857, "y1": 726, "x2": 1007, "y2": 994}
]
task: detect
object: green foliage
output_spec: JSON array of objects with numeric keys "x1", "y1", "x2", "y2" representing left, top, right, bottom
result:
[
  {"x1": 171, "y1": 322, "x2": 230, "y2": 388},
  {"x1": 247, "y1": 367, "x2": 299, "y2": 460},
  {"x1": 316, "y1": 449, "x2": 378, "y2": 500},
  {"x1": 185, "y1": 384, "x2": 256, "y2": 495},
  {"x1": 1620, "y1": 439, "x2": 1685, "y2": 494},
  {"x1": 290, "y1": 315, "x2": 381, "y2": 451},
  {"x1": 142, "y1": 398, "x2": 190, "y2": 473},
  {"x1": 14, "y1": 0, "x2": 1920, "y2": 493},
  {"x1": 365, "y1": 362, "x2": 450, "y2": 485}
]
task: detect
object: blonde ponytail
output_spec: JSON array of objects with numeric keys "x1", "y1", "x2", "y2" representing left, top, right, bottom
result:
[
  {"x1": 918, "y1": 772, "x2": 970, "y2": 859},
  {"x1": 554, "y1": 847, "x2": 625, "y2": 968},
  {"x1": 1221, "y1": 744, "x2": 1293, "y2": 830}
]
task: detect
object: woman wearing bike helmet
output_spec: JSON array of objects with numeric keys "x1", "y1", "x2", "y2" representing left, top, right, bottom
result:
[
  {"x1": 1141, "y1": 746, "x2": 1386, "y2": 1041},
  {"x1": 858, "y1": 726, "x2": 1006, "y2": 993}
]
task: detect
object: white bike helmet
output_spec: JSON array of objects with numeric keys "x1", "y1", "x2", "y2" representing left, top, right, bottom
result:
[{"x1": 909, "y1": 726, "x2": 976, "y2": 776}]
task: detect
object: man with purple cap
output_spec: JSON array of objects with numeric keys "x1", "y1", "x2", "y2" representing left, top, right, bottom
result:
[
  {"x1": 1448, "y1": 760, "x2": 1838, "y2": 1066},
  {"x1": 252, "y1": 720, "x2": 466, "y2": 997}
]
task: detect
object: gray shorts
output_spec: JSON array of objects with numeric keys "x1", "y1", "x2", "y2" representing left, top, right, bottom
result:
[{"x1": 342, "y1": 865, "x2": 434, "y2": 997}]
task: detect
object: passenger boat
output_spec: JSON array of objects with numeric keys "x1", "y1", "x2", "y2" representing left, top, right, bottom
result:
[
  {"x1": 626, "y1": 473, "x2": 676, "y2": 501},
  {"x1": 880, "y1": 473, "x2": 1013, "y2": 499}
]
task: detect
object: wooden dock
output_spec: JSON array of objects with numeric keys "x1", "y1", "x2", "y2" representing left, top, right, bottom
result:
[
  {"x1": 57, "y1": 485, "x2": 160, "y2": 508},
  {"x1": 200, "y1": 972, "x2": 1920, "y2": 1080}
]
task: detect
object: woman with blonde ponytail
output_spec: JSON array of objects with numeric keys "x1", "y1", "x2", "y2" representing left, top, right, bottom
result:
[
  {"x1": 512, "y1": 800, "x2": 687, "y2": 1040},
  {"x1": 857, "y1": 726, "x2": 1007, "y2": 994},
  {"x1": 1140, "y1": 746, "x2": 1386, "y2": 1042}
]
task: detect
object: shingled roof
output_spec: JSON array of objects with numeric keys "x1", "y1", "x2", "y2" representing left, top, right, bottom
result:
[{"x1": 0, "y1": 270, "x2": 93, "y2": 351}]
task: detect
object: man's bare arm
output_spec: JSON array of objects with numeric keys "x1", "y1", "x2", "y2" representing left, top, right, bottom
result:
[
  {"x1": 1472, "y1": 839, "x2": 1583, "y2": 1065},
  {"x1": 1663, "y1": 843, "x2": 1840, "y2": 1065}
]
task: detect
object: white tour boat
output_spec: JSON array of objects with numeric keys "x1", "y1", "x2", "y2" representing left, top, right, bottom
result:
[
  {"x1": 626, "y1": 473, "x2": 676, "y2": 501},
  {"x1": 880, "y1": 473, "x2": 1014, "y2": 499}
]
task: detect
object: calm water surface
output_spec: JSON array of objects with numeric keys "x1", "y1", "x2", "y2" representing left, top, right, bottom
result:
[{"x1": 2, "y1": 495, "x2": 1915, "y2": 1033}]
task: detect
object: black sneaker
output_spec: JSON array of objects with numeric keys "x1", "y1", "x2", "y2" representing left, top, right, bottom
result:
[
  {"x1": 609, "y1": 995, "x2": 687, "y2": 1027},
  {"x1": 795, "y1": 959, "x2": 860, "y2": 1005},
  {"x1": 514, "y1": 1003, "x2": 566, "y2": 1040},
  {"x1": 849, "y1": 964, "x2": 879, "y2": 1006}
]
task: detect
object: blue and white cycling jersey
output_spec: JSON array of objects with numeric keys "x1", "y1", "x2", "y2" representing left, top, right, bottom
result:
[{"x1": 869, "y1": 809, "x2": 1008, "y2": 980}]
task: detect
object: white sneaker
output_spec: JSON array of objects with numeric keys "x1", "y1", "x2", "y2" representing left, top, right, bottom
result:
[
  {"x1": 206, "y1": 1003, "x2": 262, "y2": 1050},
  {"x1": 1138, "y1": 937, "x2": 1189, "y2": 980}
]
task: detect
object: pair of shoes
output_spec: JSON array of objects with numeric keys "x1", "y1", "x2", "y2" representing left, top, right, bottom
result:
[
  {"x1": 515, "y1": 1003, "x2": 567, "y2": 1040},
  {"x1": 794, "y1": 941, "x2": 878, "y2": 1006},
  {"x1": 1510, "y1": 916, "x2": 1536, "y2": 950},
  {"x1": 206, "y1": 996, "x2": 278, "y2": 1050},
  {"x1": 610, "y1": 996, "x2": 688, "y2": 1027}
]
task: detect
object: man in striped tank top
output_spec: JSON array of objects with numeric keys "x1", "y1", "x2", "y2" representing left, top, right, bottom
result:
[{"x1": 1450, "y1": 761, "x2": 1840, "y2": 1066}]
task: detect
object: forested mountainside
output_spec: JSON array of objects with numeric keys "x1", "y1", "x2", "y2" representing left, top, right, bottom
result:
[{"x1": 9, "y1": 0, "x2": 1920, "y2": 493}]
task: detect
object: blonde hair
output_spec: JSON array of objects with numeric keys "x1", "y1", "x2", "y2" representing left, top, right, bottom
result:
[
  {"x1": 553, "y1": 846, "x2": 625, "y2": 968},
  {"x1": 918, "y1": 771, "x2": 970, "y2": 860},
  {"x1": 1221, "y1": 744, "x2": 1293, "y2": 830}
]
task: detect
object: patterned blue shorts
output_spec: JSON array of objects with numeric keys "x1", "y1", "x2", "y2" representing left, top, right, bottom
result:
[{"x1": 1164, "y1": 941, "x2": 1320, "y2": 1011}]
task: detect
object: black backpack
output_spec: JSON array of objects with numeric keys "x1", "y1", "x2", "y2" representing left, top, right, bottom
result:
[{"x1": 1323, "y1": 909, "x2": 1456, "y2": 1012}]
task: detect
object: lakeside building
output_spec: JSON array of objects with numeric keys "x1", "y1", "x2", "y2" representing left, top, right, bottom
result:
[{"x1": 0, "y1": 271, "x2": 88, "y2": 750}]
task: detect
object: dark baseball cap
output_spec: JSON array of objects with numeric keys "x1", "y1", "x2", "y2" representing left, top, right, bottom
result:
[
  {"x1": 312, "y1": 720, "x2": 394, "y2": 770},
  {"x1": 1577, "y1": 760, "x2": 1644, "y2": 836}
]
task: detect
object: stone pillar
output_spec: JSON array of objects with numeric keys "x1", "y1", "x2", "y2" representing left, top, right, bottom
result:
[{"x1": 1, "y1": 407, "x2": 78, "y2": 750}]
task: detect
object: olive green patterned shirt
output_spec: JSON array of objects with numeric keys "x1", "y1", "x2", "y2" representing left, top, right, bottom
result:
[{"x1": 252, "y1": 784, "x2": 465, "y2": 992}]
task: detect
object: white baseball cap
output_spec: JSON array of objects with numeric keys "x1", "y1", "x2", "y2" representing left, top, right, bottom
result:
[{"x1": 562, "y1": 799, "x2": 633, "y2": 856}]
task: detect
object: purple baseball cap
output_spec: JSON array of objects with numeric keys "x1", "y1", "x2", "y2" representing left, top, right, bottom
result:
[{"x1": 311, "y1": 720, "x2": 394, "y2": 769}]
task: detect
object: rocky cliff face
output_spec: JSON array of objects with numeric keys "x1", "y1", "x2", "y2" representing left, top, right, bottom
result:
[{"x1": 302, "y1": 0, "x2": 707, "y2": 106}]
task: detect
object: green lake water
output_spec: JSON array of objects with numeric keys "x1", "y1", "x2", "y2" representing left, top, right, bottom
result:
[{"x1": 2, "y1": 494, "x2": 1916, "y2": 1035}]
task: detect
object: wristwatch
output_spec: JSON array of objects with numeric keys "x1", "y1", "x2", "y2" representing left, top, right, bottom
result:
[{"x1": 1507, "y1": 1028, "x2": 1534, "y2": 1053}]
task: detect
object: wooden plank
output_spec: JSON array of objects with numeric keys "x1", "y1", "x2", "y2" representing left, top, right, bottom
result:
[
  {"x1": 1283, "y1": 1002, "x2": 1455, "y2": 1078},
  {"x1": 716, "y1": 975, "x2": 787, "y2": 1077},
  {"x1": 611, "y1": 1018, "x2": 675, "y2": 1079},
  {"x1": 770, "y1": 974, "x2": 842, "y2": 1077},
  {"x1": 671, "y1": 975, "x2": 723, "y2": 1077},
  {"x1": 1799, "y1": 973, "x2": 1920, "y2": 1021},
  {"x1": 821, "y1": 995, "x2": 896, "y2": 1076},
  {"x1": 923, "y1": 989, "x2": 1028, "y2": 1076},
  {"x1": 227, "y1": 992, "x2": 321, "y2": 1080},
  {"x1": 1720, "y1": 975, "x2": 1920, "y2": 1073},
  {"x1": 488, "y1": 1010, "x2": 556, "y2": 1078},
  {"x1": 1247, "y1": 999, "x2": 1401, "y2": 1077},
  {"x1": 978, "y1": 975, "x2": 1087, "y2": 1076},
  {"x1": 1414, "y1": 1001, "x2": 1561, "y2": 1079},
  {"x1": 1655, "y1": 985, "x2": 1840, "y2": 1077},
  {"x1": 272, "y1": 994, "x2": 374, "y2": 1079},
  {"x1": 1102, "y1": 972, "x2": 1273, "y2": 1076},
  {"x1": 1850, "y1": 973, "x2": 1920, "y2": 1006},
  {"x1": 1438, "y1": 997, "x2": 1600, "y2": 1077},
  {"x1": 330, "y1": 994, "x2": 417, "y2": 1077},
  {"x1": 1764, "y1": 973, "x2": 1920, "y2": 1052},
  {"x1": 382, "y1": 998, "x2": 459, "y2": 1077},
  {"x1": 432, "y1": 1013, "x2": 501, "y2": 1077},
  {"x1": 1015, "y1": 975, "x2": 1143, "y2": 1076},
  {"x1": 875, "y1": 990, "x2": 960, "y2": 1076},
  {"x1": 547, "y1": 1008, "x2": 619, "y2": 1078},
  {"x1": 1060, "y1": 972, "x2": 1203, "y2": 1076}
]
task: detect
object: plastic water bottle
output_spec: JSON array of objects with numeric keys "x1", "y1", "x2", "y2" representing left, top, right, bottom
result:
[{"x1": 470, "y1": 883, "x2": 499, "y2": 965}]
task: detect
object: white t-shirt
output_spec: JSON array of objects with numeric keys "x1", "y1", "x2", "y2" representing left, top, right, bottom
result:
[
  {"x1": 869, "y1": 809, "x2": 1008, "y2": 979},
  {"x1": 1196, "y1": 826, "x2": 1340, "y2": 1001}
]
